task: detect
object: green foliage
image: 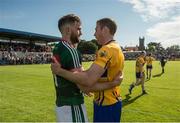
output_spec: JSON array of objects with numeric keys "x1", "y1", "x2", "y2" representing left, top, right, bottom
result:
[
  {"x1": 166, "y1": 45, "x2": 180, "y2": 53},
  {"x1": 90, "y1": 39, "x2": 102, "y2": 49},
  {"x1": 77, "y1": 40, "x2": 98, "y2": 54},
  {"x1": 147, "y1": 42, "x2": 165, "y2": 53},
  {"x1": 0, "y1": 61, "x2": 180, "y2": 122}
]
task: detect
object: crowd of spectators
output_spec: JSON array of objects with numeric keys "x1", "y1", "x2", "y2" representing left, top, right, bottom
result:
[
  {"x1": 0, "y1": 42, "x2": 52, "y2": 65},
  {"x1": 0, "y1": 51, "x2": 52, "y2": 65},
  {"x1": 0, "y1": 42, "x2": 52, "y2": 52},
  {"x1": 0, "y1": 42, "x2": 179, "y2": 65}
]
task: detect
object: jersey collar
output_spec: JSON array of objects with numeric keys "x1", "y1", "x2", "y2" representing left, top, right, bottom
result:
[{"x1": 60, "y1": 38, "x2": 75, "y2": 48}]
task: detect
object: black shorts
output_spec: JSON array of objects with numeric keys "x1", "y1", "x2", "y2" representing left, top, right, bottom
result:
[
  {"x1": 136, "y1": 72, "x2": 142, "y2": 78},
  {"x1": 146, "y1": 65, "x2": 152, "y2": 69}
]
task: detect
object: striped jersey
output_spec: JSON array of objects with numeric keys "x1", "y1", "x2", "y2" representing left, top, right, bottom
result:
[
  {"x1": 93, "y1": 41, "x2": 124, "y2": 106},
  {"x1": 52, "y1": 40, "x2": 84, "y2": 106}
]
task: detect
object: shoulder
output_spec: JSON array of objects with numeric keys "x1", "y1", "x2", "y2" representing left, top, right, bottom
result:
[
  {"x1": 145, "y1": 56, "x2": 148, "y2": 60},
  {"x1": 54, "y1": 42, "x2": 63, "y2": 49},
  {"x1": 97, "y1": 46, "x2": 110, "y2": 58},
  {"x1": 102, "y1": 41, "x2": 120, "y2": 53},
  {"x1": 137, "y1": 57, "x2": 141, "y2": 60},
  {"x1": 139, "y1": 57, "x2": 144, "y2": 62}
]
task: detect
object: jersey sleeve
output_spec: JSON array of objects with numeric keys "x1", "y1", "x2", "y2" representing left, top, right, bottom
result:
[
  {"x1": 94, "y1": 46, "x2": 112, "y2": 69},
  {"x1": 52, "y1": 43, "x2": 61, "y2": 63}
]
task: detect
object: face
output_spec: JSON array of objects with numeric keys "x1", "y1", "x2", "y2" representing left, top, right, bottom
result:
[
  {"x1": 94, "y1": 23, "x2": 103, "y2": 45},
  {"x1": 70, "y1": 21, "x2": 82, "y2": 44}
]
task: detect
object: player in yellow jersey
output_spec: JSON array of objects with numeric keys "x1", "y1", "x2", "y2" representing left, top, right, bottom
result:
[
  {"x1": 129, "y1": 51, "x2": 147, "y2": 94},
  {"x1": 51, "y1": 18, "x2": 124, "y2": 122},
  {"x1": 145, "y1": 53, "x2": 155, "y2": 80}
]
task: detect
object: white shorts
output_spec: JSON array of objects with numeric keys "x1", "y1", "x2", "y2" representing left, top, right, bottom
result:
[{"x1": 56, "y1": 104, "x2": 88, "y2": 122}]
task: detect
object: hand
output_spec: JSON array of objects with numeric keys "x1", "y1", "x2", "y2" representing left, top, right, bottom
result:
[
  {"x1": 77, "y1": 84, "x2": 89, "y2": 92},
  {"x1": 112, "y1": 71, "x2": 123, "y2": 86},
  {"x1": 84, "y1": 92, "x2": 93, "y2": 97},
  {"x1": 77, "y1": 84, "x2": 93, "y2": 97},
  {"x1": 51, "y1": 56, "x2": 62, "y2": 75}
]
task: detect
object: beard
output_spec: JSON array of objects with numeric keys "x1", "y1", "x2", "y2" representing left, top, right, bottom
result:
[{"x1": 70, "y1": 32, "x2": 80, "y2": 44}]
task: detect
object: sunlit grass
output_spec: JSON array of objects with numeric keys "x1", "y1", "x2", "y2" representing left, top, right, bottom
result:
[{"x1": 0, "y1": 61, "x2": 180, "y2": 122}]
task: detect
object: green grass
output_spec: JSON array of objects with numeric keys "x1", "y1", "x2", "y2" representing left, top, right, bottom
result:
[{"x1": 0, "y1": 61, "x2": 180, "y2": 122}]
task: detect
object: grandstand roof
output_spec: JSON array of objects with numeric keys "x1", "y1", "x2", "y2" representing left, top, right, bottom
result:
[{"x1": 0, "y1": 28, "x2": 60, "y2": 43}]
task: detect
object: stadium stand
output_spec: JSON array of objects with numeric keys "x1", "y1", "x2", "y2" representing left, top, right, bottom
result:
[{"x1": 0, "y1": 28, "x2": 60, "y2": 65}]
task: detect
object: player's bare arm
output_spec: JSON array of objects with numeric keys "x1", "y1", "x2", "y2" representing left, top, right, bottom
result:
[
  {"x1": 77, "y1": 72, "x2": 123, "y2": 93},
  {"x1": 51, "y1": 57, "x2": 105, "y2": 87}
]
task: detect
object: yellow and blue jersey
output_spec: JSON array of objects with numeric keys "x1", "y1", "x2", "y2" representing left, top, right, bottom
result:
[
  {"x1": 145, "y1": 56, "x2": 155, "y2": 66},
  {"x1": 93, "y1": 41, "x2": 124, "y2": 106},
  {"x1": 136, "y1": 56, "x2": 145, "y2": 73}
]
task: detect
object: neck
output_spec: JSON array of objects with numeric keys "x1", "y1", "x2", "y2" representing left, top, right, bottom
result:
[
  {"x1": 61, "y1": 35, "x2": 72, "y2": 45},
  {"x1": 102, "y1": 37, "x2": 114, "y2": 45}
]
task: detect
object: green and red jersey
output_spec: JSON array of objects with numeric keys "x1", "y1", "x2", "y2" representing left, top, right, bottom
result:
[{"x1": 52, "y1": 40, "x2": 84, "y2": 106}]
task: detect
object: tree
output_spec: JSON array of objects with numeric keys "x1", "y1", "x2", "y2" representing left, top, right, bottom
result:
[
  {"x1": 147, "y1": 42, "x2": 156, "y2": 52},
  {"x1": 147, "y1": 42, "x2": 165, "y2": 53},
  {"x1": 90, "y1": 39, "x2": 102, "y2": 49},
  {"x1": 77, "y1": 40, "x2": 98, "y2": 54},
  {"x1": 166, "y1": 45, "x2": 180, "y2": 55}
]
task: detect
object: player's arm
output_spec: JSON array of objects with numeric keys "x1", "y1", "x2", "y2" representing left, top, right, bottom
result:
[
  {"x1": 51, "y1": 58, "x2": 105, "y2": 87},
  {"x1": 77, "y1": 72, "x2": 123, "y2": 92},
  {"x1": 69, "y1": 67, "x2": 83, "y2": 72},
  {"x1": 139, "y1": 60, "x2": 144, "y2": 71},
  {"x1": 139, "y1": 59, "x2": 145, "y2": 77}
]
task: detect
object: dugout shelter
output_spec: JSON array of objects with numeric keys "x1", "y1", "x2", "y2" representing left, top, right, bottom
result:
[{"x1": 0, "y1": 28, "x2": 60, "y2": 45}]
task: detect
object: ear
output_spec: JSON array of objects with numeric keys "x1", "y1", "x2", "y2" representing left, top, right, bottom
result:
[
  {"x1": 103, "y1": 26, "x2": 109, "y2": 34},
  {"x1": 64, "y1": 26, "x2": 71, "y2": 35},
  {"x1": 101, "y1": 27, "x2": 105, "y2": 34}
]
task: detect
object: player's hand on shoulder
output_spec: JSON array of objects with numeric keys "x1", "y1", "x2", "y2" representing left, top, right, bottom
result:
[{"x1": 51, "y1": 56, "x2": 62, "y2": 75}]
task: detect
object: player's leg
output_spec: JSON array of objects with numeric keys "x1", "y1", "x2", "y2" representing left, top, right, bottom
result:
[
  {"x1": 129, "y1": 72, "x2": 139, "y2": 94},
  {"x1": 129, "y1": 82, "x2": 135, "y2": 94},
  {"x1": 149, "y1": 68, "x2": 152, "y2": 79},
  {"x1": 161, "y1": 63, "x2": 165, "y2": 73},
  {"x1": 129, "y1": 78, "x2": 140, "y2": 94},
  {"x1": 141, "y1": 72, "x2": 147, "y2": 94},
  {"x1": 135, "y1": 78, "x2": 142, "y2": 86},
  {"x1": 146, "y1": 66, "x2": 149, "y2": 79},
  {"x1": 162, "y1": 63, "x2": 166, "y2": 73}
]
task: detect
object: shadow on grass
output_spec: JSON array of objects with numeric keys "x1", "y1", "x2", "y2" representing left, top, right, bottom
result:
[
  {"x1": 153, "y1": 72, "x2": 164, "y2": 78},
  {"x1": 122, "y1": 93, "x2": 145, "y2": 108}
]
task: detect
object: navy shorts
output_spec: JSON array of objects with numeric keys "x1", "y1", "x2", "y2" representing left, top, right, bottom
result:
[
  {"x1": 136, "y1": 72, "x2": 141, "y2": 78},
  {"x1": 146, "y1": 65, "x2": 152, "y2": 69},
  {"x1": 93, "y1": 101, "x2": 122, "y2": 122}
]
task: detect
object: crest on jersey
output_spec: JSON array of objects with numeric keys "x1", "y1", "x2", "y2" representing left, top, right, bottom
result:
[{"x1": 99, "y1": 50, "x2": 107, "y2": 57}]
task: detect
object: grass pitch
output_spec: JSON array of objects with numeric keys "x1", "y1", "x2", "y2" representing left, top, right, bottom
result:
[{"x1": 0, "y1": 61, "x2": 180, "y2": 122}]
